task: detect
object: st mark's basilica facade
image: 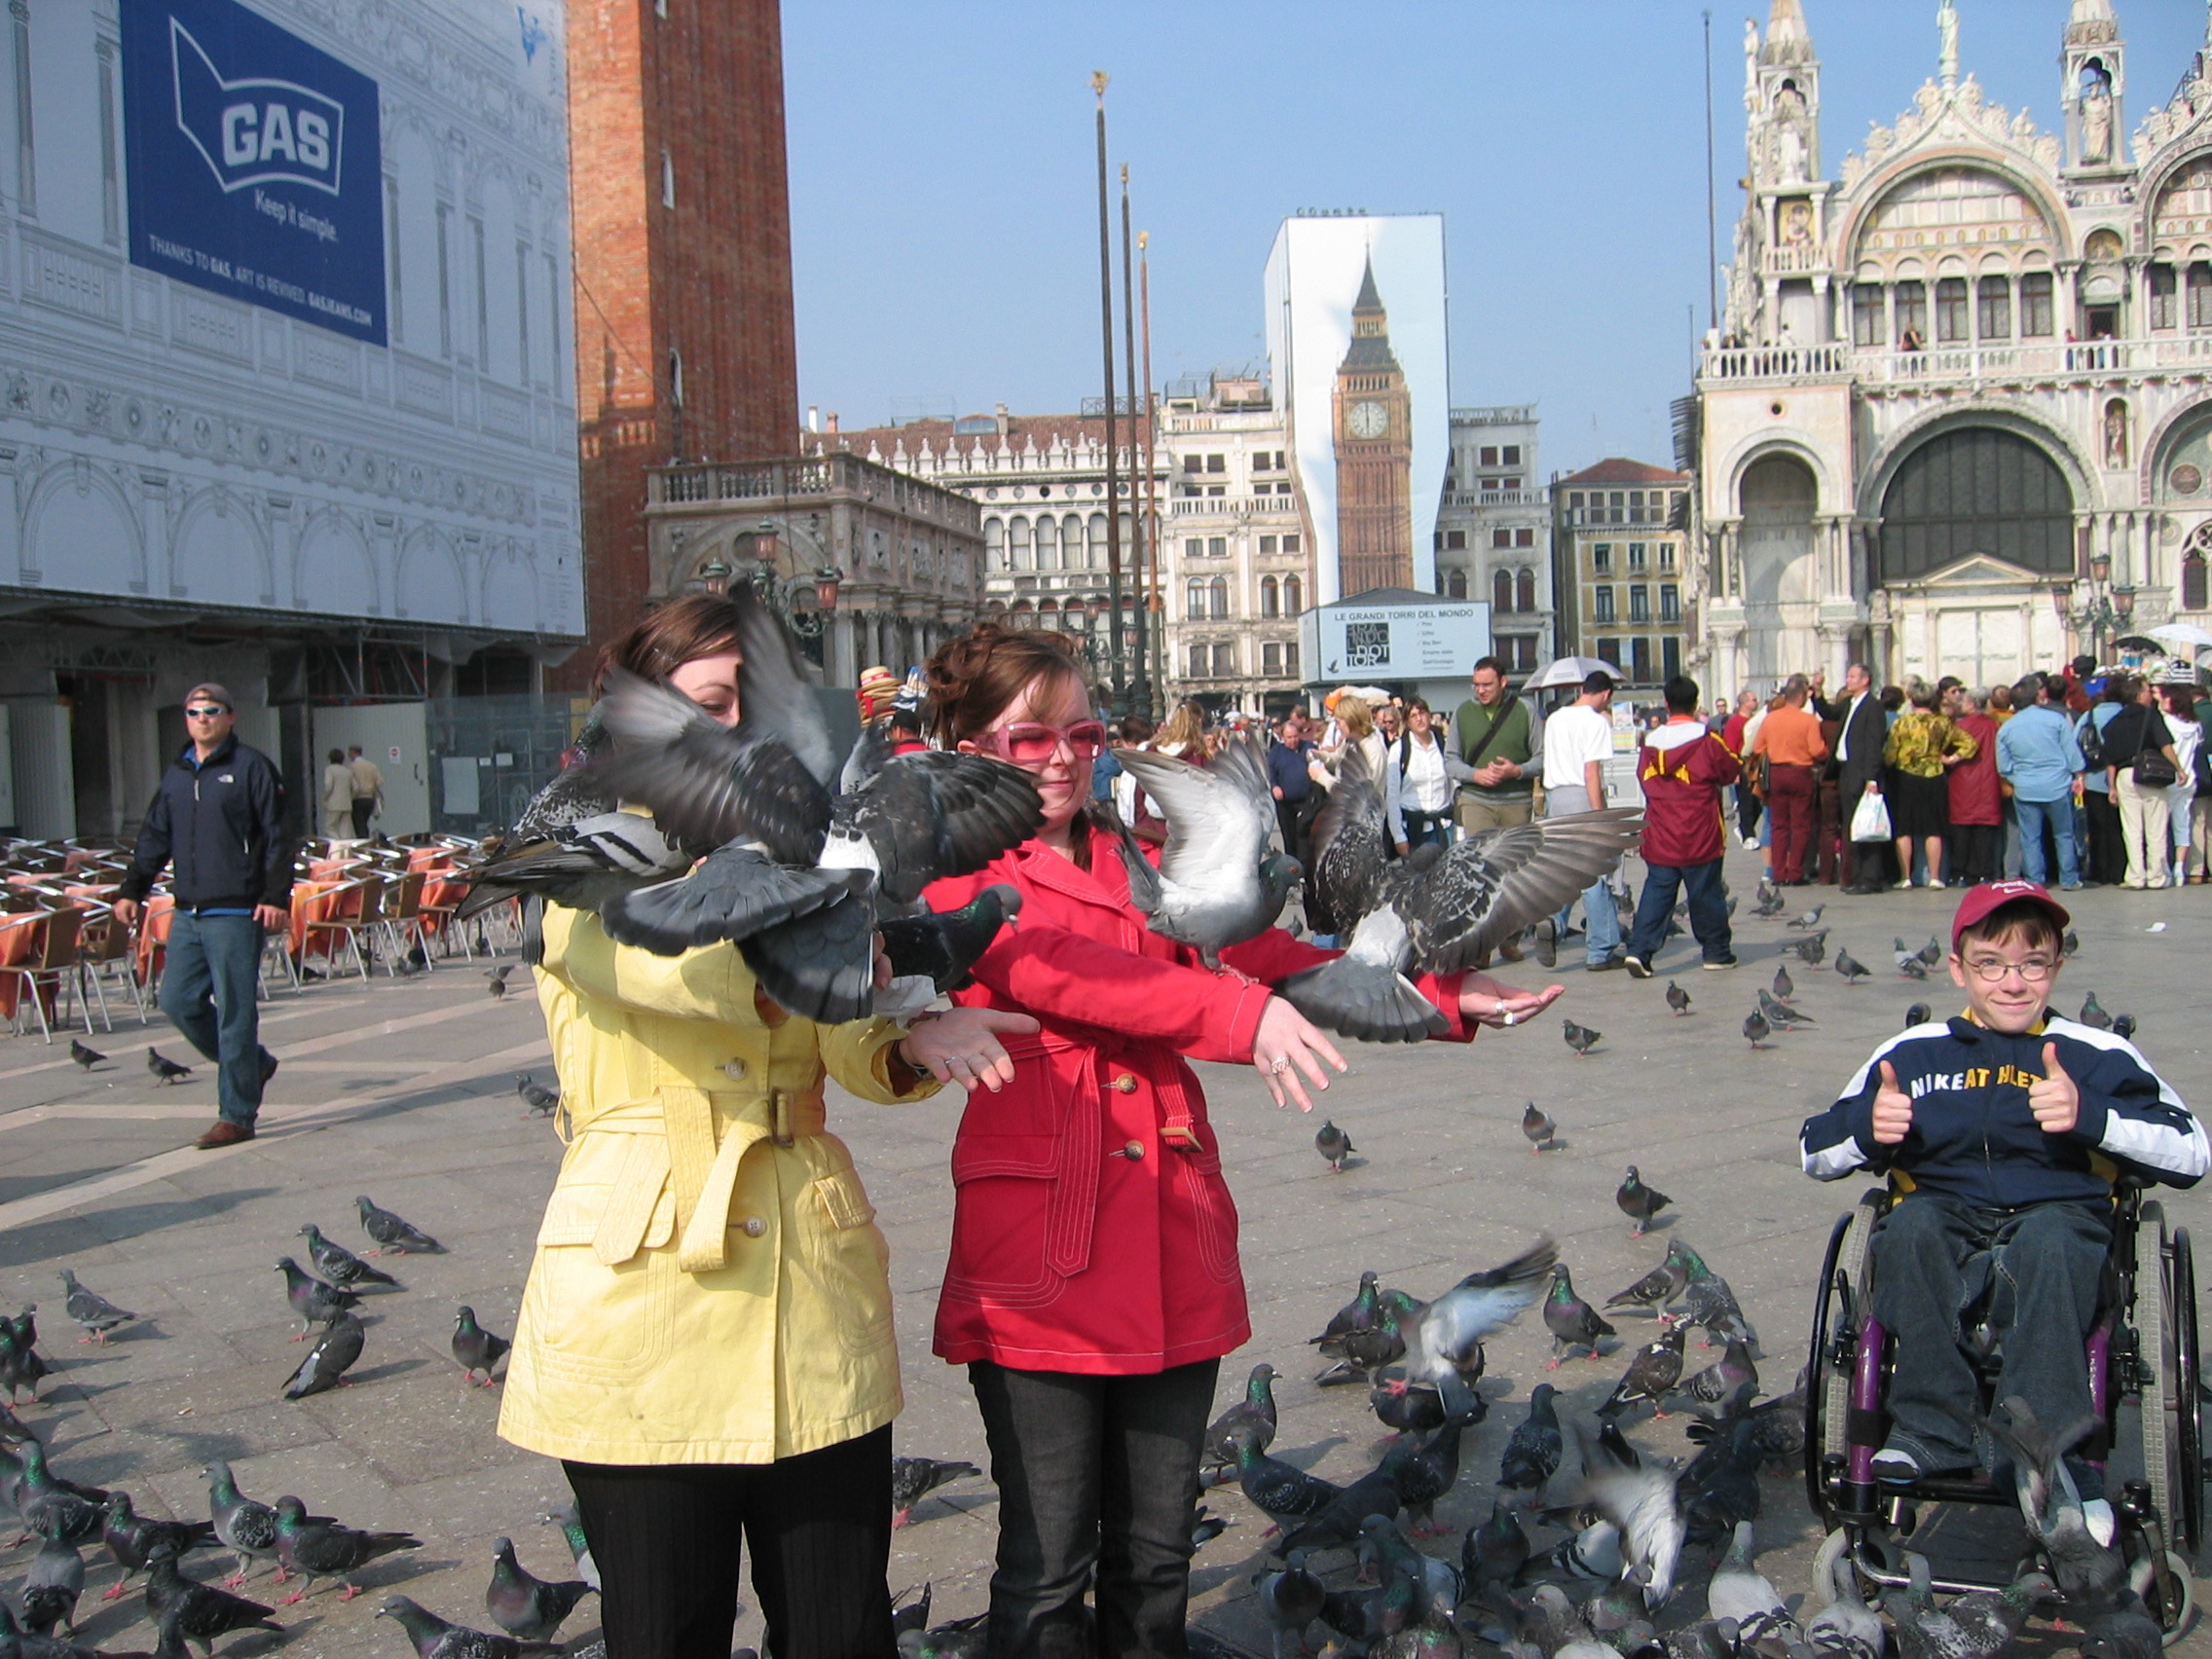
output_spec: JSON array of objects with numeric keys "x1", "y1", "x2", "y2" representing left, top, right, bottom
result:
[{"x1": 1695, "y1": 0, "x2": 2212, "y2": 692}]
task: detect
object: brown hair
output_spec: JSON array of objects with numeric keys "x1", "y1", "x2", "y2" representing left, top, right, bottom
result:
[
  {"x1": 1957, "y1": 899, "x2": 2063, "y2": 958},
  {"x1": 594, "y1": 594, "x2": 747, "y2": 694},
  {"x1": 926, "y1": 622, "x2": 1099, "y2": 865},
  {"x1": 1334, "y1": 694, "x2": 1375, "y2": 742}
]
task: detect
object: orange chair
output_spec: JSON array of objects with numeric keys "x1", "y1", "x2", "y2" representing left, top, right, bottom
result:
[
  {"x1": 298, "y1": 876, "x2": 383, "y2": 982},
  {"x1": 0, "y1": 909, "x2": 85, "y2": 1041}
]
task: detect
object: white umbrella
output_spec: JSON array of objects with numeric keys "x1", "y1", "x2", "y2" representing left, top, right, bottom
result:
[
  {"x1": 1523, "y1": 655, "x2": 1627, "y2": 691},
  {"x1": 2148, "y1": 622, "x2": 2212, "y2": 650}
]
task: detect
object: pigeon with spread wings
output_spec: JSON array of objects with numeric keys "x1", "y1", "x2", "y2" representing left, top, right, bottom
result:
[
  {"x1": 1112, "y1": 731, "x2": 1300, "y2": 965},
  {"x1": 1285, "y1": 744, "x2": 1641, "y2": 1042}
]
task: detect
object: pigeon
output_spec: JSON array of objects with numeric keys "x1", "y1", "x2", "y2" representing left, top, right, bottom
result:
[
  {"x1": 102, "y1": 1493, "x2": 216, "y2": 1597},
  {"x1": 1232, "y1": 1427, "x2": 1345, "y2": 1530},
  {"x1": 1788, "y1": 905, "x2": 1825, "y2": 929},
  {"x1": 452, "y1": 1307, "x2": 510, "y2": 1385},
  {"x1": 20, "y1": 1531, "x2": 84, "y2": 1636},
  {"x1": 57, "y1": 1270, "x2": 135, "y2": 1346},
  {"x1": 1496, "y1": 1383, "x2": 1562, "y2": 1497},
  {"x1": 203, "y1": 1460, "x2": 286, "y2": 1586},
  {"x1": 1517, "y1": 1519, "x2": 1625, "y2": 1592},
  {"x1": 1203, "y1": 1365, "x2": 1280, "y2": 1475},
  {"x1": 486, "y1": 965, "x2": 513, "y2": 1000},
  {"x1": 1402, "y1": 1240, "x2": 1557, "y2": 1417},
  {"x1": 1832, "y1": 950, "x2": 1868, "y2": 984},
  {"x1": 1563, "y1": 1019, "x2": 1601, "y2": 1058},
  {"x1": 1605, "y1": 1256, "x2": 1687, "y2": 1316},
  {"x1": 1599, "y1": 1324, "x2": 1686, "y2": 1419},
  {"x1": 0, "y1": 1307, "x2": 48, "y2": 1405},
  {"x1": 271, "y1": 1495, "x2": 420, "y2": 1603},
  {"x1": 1770, "y1": 965, "x2": 1792, "y2": 1002},
  {"x1": 147, "y1": 1048, "x2": 192, "y2": 1085},
  {"x1": 1311, "y1": 1271, "x2": 1393, "y2": 1353},
  {"x1": 514, "y1": 1075, "x2": 560, "y2": 1118},
  {"x1": 299, "y1": 1224, "x2": 399, "y2": 1290},
  {"x1": 1113, "y1": 731, "x2": 1303, "y2": 963},
  {"x1": 1881, "y1": 1553, "x2": 1983, "y2": 1659},
  {"x1": 355, "y1": 1196, "x2": 442, "y2": 1255},
  {"x1": 2113, "y1": 1013, "x2": 2138, "y2": 1042},
  {"x1": 1615, "y1": 1167, "x2": 1670, "y2": 1236},
  {"x1": 276, "y1": 1258, "x2": 361, "y2": 1336},
  {"x1": 889, "y1": 1456, "x2": 979, "y2": 1527},
  {"x1": 1287, "y1": 742, "x2": 1641, "y2": 1042},
  {"x1": 905, "y1": 1611, "x2": 989, "y2": 1659},
  {"x1": 1521, "y1": 1101, "x2": 1558, "y2": 1154},
  {"x1": 1678, "y1": 1416, "x2": 1766, "y2": 1542},
  {"x1": 1278, "y1": 1440, "x2": 1414, "y2": 1555},
  {"x1": 876, "y1": 885, "x2": 1027, "y2": 1001},
  {"x1": 67, "y1": 1040, "x2": 102, "y2": 1070},
  {"x1": 1662, "y1": 980, "x2": 1693, "y2": 1017},
  {"x1": 1667, "y1": 1241, "x2": 1756, "y2": 1348},
  {"x1": 458, "y1": 808, "x2": 694, "y2": 942},
  {"x1": 1903, "y1": 1002, "x2": 1933, "y2": 1029},
  {"x1": 485, "y1": 1536, "x2": 595, "y2": 1641},
  {"x1": 1188, "y1": 1505, "x2": 1229, "y2": 1549},
  {"x1": 1564, "y1": 1420, "x2": 1685, "y2": 1609},
  {"x1": 1897, "y1": 956, "x2": 1928, "y2": 980},
  {"x1": 1981, "y1": 1394, "x2": 2123, "y2": 1606},
  {"x1": 1917, "y1": 936, "x2": 1942, "y2": 967},
  {"x1": 1756, "y1": 988, "x2": 1811, "y2": 1029},
  {"x1": 891, "y1": 1582, "x2": 933, "y2": 1641},
  {"x1": 1461, "y1": 1500, "x2": 1531, "y2": 1597},
  {"x1": 1802, "y1": 1528, "x2": 1884, "y2": 1659},
  {"x1": 281, "y1": 1312, "x2": 365, "y2": 1400},
  {"x1": 1706, "y1": 1524, "x2": 1799, "y2": 1649},
  {"x1": 1257, "y1": 1552, "x2": 1327, "y2": 1659},
  {"x1": 2078, "y1": 1590, "x2": 2163, "y2": 1659},
  {"x1": 144, "y1": 1541, "x2": 284, "y2": 1653},
  {"x1": 13, "y1": 1438, "x2": 108, "y2": 1543},
  {"x1": 1543, "y1": 1265, "x2": 1615, "y2": 1365},
  {"x1": 1892, "y1": 937, "x2": 1918, "y2": 969},
  {"x1": 378, "y1": 1594, "x2": 564, "y2": 1659},
  {"x1": 1674, "y1": 1340, "x2": 1757, "y2": 1407},
  {"x1": 538, "y1": 1505, "x2": 597, "y2": 1592},
  {"x1": 1683, "y1": 1376, "x2": 1807, "y2": 1473},
  {"x1": 1368, "y1": 1368, "x2": 1448, "y2": 1439},
  {"x1": 1946, "y1": 1570, "x2": 2052, "y2": 1659},
  {"x1": 1392, "y1": 1415, "x2": 1474, "y2": 1537},
  {"x1": 1742, "y1": 1010, "x2": 1770, "y2": 1050}
]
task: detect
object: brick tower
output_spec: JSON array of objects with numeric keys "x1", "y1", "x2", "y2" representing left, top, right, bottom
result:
[{"x1": 564, "y1": 0, "x2": 798, "y2": 676}]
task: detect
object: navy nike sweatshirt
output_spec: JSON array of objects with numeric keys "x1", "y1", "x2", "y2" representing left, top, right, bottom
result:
[{"x1": 1800, "y1": 1014, "x2": 2207, "y2": 1206}]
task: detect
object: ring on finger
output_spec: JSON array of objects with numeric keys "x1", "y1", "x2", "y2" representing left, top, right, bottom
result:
[
  {"x1": 1269, "y1": 1056, "x2": 1291, "y2": 1073},
  {"x1": 1502, "y1": 1010, "x2": 1518, "y2": 1025}
]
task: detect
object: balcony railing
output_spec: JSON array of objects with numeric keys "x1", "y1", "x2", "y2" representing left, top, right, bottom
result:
[
  {"x1": 1760, "y1": 244, "x2": 1825, "y2": 277},
  {"x1": 1699, "y1": 331, "x2": 2212, "y2": 387},
  {"x1": 1449, "y1": 404, "x2": 1536, "y2": 425},
  {"x1": 1444, "y1": 489, "x2": 1547, "y2": 508},
  {"x1": 648, "y1": 451, "x2": 982, "y2": 530},
  {"x1": 1699, "y1": 342, "x2": 1852, "y2": 381}
]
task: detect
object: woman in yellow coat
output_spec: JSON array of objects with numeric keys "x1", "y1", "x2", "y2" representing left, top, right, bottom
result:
[{"x1": 498, "y1": 596, "x2": 1035, "y2": 1659}]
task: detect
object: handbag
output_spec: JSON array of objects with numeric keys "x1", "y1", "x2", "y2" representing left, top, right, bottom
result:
[
  {"x1": 2135, "y1": 746, "x2": 2180, "y2": 789},
  {"x1": 1850, "y1": 790, "x2": 1893, "y2": 843}
]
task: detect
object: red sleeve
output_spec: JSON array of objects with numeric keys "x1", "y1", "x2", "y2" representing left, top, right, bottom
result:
[
  {"x1": 1219, "y1": 929, "x2": 1472, "y2": 1044},
  {"x1": 1692, "y1": 734, "x2": 1743, "y2": 787},
  {"x1": 957, "y1": 925, "x2": 1278, "y2": 1065}
]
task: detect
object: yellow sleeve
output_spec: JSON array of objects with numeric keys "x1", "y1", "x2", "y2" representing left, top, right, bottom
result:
[
  {"x1": 537, "y1": 901, "x2": 756, "y2": 1023},
  {"x1": 819, "y1": 1016, "x2": 943, "y2": 1106}
]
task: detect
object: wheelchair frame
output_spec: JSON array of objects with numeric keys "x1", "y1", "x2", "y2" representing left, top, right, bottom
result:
[{"x1": 1805, "y1": 1180, "x2": 2200, "y2": 1642}]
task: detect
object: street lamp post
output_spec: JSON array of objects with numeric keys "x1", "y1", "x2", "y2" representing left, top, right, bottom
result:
[
  {"x1": 747, "y1": 518, "x2": 843, "y2": 653},
  {"x1": 2053, "y1": 552, "x2": 2134, "y2": 667}
]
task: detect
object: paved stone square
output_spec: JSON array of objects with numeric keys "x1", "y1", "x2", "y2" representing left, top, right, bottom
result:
[{"x1": 1, "y1": 847, "x2": 2207, "y2": 1659}]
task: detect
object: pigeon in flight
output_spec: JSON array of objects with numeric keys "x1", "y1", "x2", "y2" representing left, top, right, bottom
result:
[
  {"x1": 1616, "y1": 1166, "x2": 1671, "y2": 1236},
  {"x1": 1833, "y1": 950, "x2": 1870, "y2": 984},
  {"x1": 355, "y1": 1196, "x2": 441, "y2": 1255},
  {"x1": 1563, "y1": 1018, "x2": 1601, "y2": 1057},
  {"x1": 58, "y1": 1271, "x2": 134, "y2": 1346},
  {"x1": 68, "y1": 1040, "x2": 102, "y2": 1070},
  {"x1": 1521, "y1": 1100, "x2": 1558, "y2": 1153},
  {"x1": 1665, "y1": 981, "x2": 1691, "y2": 1015},
  {"x1": 1743, "y1": 1009, "x2": 1771, "y2": 1050},
  {"x1": 452, "y1": 1307, "x2": 510, "y2": 1386},
  {"x1": 1114, "y1": 731, "x2": 1301, "y2": 963},
  {"x1": 1401, "y1": 1240, "x2": 1556, "y2": 1416},
  {"x1": 1314, "y1": 1120, "x2": 1355, "y2": 1174},
  {"x1": 147, "y1": 1049, "x2": 192, "y2": 1085},
  {"x1": 1284, "y1": 743, "x2": 1641, "y2": 1042}
]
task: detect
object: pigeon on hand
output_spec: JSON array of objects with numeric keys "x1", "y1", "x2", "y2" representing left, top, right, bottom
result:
[
  {"x1": 1664, "y1": 981, "x2": 1691, "y2": 1015},
  {"x1": 1605, "y1": 1255, "x2": 1688, "y2": 1315},
  {"x1": 1521, "y1": 1100, "x2": 1558, "y2": 1154},
  {"x1": 271, "y1": 1494, "x2": 421, "y2": 1604},
  {"x1": 1257, "y1": 1552, "x2": 1327, "y2": 1659},
  {"x1": 1832, "y1": 950, "x2": 1869, "y2": 984},
  {"x1": 486, "y1": 1536, "x2": 595, "y2": 1641},
  {"x1": 1903, "y1": 1002, "x2": 1934, "y2": 1029},
  {"x1": 889, "y1": 1456, "x2": 979, "y2": 1528},
  {"x1": 1743, "y1": 1010, "x2": 1770, "y2": 1050},
  {"x1": 144, "y1": 1540, "x2": 284, "y2": 1649},
  {"x1": 21, "y1": 1530, "x2": 84, "y2": 1636},
  {"x1": 1113, "y1": 732, "x2": 1302, "y2": 964},
  {"x1": 452, "y1": 1307, "x2": 510, "y2": 1386},
  {"x1": 68, "y1": 1040, "x2": 102, "y2": 1070},
  {"x1": 355, "y1": 1196, "x2": 442, "y2": 1255},
  {"x1": 1563, "y1": 1419, "x2": 1685, "y2": 1609},
  {"x1": 378, "y1": 1594, "x2": 564, "y2": 1659},
  {"x1": 1403, "y1": 1240, "x2": 1556, "y2": 1417},
  {"x1": 1598, "y1": 1324, "x2": 1687, "y2": 1419},
  {"x1": 2113, "y1": 1013, "x2": 2139, "y2": 1042},
  {"x1": 101, "y1": 1493, "x2": 215, "y2": 1598},
  {"x1": 514, "y1": 1075, "x2": 559, "y2": 1118},
  {"x1": 1496, "y1": 1383, "x2": 1562, "y2": 1497},
  {"x1": 1770, "y1": 965, "x2": 1793, "y2": 1002},
  {"x1": 538, "y1": 1506, "x2": 597, "y2": 1592},
  {"x1": 486, "y1": 965, "x2": 513, "y2": 1000},
  {"x1": 1706, "y1": 1523, "x2": 1801, "y2": 1649},
  {"x1": 147, "y1": 1049, "x2": 192, "y2": 1085},
  {"x1": 1542, "y1": 1264, "x2": 1614, "y2": 1366},
  {"x1": 1616, "y1": 1166, "x2": 1671, "y2": 1236},
  {"x1": 1285, "y1": 744, "x2": 1641, "y2": 1042},
  {"x1": 281, "y1": 1312, "x2": 365, "y2": 1400},
  {"x1": 299, "y1": 1224, "x2": 399, "y2": 1290},
  {"x1": 1563, "y1": 1019, "x2": 1601, "y2": 1058},
  {"x1": 1202, "y1": 1365, "x2": 1279, "y2": 1475},
  {"x1": 276, "y1": 1258, "x2": 361, "y2": 1337},
  {"x1": 1788, "y1": 905, "x2": 1825, "y2": 929},
  {"x1": 58, "y1": 1270, "x2": 135, "y2": 1345},
  {"x1": 1315, "y1": 1120, "x2": 1355, "y2": 1173}
]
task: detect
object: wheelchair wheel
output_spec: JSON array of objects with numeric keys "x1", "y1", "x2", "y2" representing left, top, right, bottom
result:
[
  {"x1": 1809, "y1": 1194, "x2": 1884, "y2": 1521},
  {"x1": 2133, "y1": 1202, "x2": 2202, "y2": 1567},
  {"x1": 2172, "y1": 1228, "x2": 2201, "y2": 1558}
]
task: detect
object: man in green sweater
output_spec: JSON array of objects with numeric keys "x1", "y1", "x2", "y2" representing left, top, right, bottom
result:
[{"x1": 1454, "y1": 656, "x2": 1542, "y2": 833}]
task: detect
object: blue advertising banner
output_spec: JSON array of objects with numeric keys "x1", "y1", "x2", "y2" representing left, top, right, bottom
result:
[{"x1": 120, "y1": 0, "x2": 385, "y2": 346}]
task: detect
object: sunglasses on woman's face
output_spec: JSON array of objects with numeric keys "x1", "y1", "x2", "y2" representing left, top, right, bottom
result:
[{"x1": 980, "y1": 720, "x2": 1108, "y2": 766}]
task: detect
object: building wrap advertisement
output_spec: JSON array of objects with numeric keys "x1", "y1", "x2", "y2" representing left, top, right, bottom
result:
[{"x1": 120, "y1": 0, "x2": 386, "y2": 345}]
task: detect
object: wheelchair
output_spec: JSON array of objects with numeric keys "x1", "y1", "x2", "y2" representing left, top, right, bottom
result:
[{"x1": 1805, "y1": 1178, "x2": 2201, "y2": 1643}]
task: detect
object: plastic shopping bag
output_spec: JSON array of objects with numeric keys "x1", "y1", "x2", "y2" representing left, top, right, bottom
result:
[{"x1": 1850, "y1": 790, "x2": 1893, "y2": 843}]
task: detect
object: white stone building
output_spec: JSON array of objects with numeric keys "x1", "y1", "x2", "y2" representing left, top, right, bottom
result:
[
  {"x1": 1434, "y1": 405, "x2": 1553, "y2": 674},
  {"x1": 1695, "y1": 0, "x2": 2212, "y2": 696}
]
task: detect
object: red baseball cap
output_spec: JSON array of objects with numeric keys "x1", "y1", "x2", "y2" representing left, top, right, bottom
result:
[{"x1": 1949, "y1": 879, "x2": 2072, "y2": 951}]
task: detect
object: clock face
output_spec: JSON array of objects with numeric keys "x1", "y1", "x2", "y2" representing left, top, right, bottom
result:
[{"x1": 1347, "y1": 400, "x2": 1388, "y2": 440}]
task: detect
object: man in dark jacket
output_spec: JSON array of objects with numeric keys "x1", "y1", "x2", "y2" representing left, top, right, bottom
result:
[
  {"x1": 1624, "y1": 676, "x2": 1740, "y2": 975},
  {"x1": 1815, "y1": 661, "x2": 1890, "y2": 893},
  {"x1": 1800, "y1": 881, "x2": 2207, "y2": 1510},
  {"x1": 114, "y1": 683, "x2": 293, "y2": 1148}
]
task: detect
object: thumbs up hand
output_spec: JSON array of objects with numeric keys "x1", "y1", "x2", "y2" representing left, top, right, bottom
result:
[
  {"x1": 2030, "y1": 1042, "x2": 2081, "y2": 1134},
  {"x1": 1871, "y1": 1059, "x2": 1914, "y2": 1145}
]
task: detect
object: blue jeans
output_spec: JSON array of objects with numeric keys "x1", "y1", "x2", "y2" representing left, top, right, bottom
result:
[
  {"x1": 160, "y1": 910, "x2": 272, "y2": 1126},
  {"x1": 2012, "y1": 795, "x2": 2080, "y2": 888},
  {"x1": 1870, "y1": 1194, "x2": 2111, "y2": 1489},
  {"x1": 1627, "y1": 858, "x2": 1733, "y2": 965},
  {"x1": 1548, "y1": 799, "x2": 1621, "y2": 966}
]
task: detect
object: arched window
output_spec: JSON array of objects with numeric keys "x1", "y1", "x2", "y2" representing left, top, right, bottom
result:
[
  {"x1": 1209, "y1": 575, "x2": 1230, "y2": 619},
  {"x1": 1283, "y1": 575, "x2": 1302, "y2": 614},
  {"x1": 1186, "y1": 577, "x2": 1207, "y2": 619},
  {"x1": 984, "y1": 518, "x2": 1005, "y2": 571},
  {"x1": 1188, "y1": 643, "x2": 1209, "y2": 679},
  {"x1": 1064, "y1": 513, "x2": 1087, "y2": 569},
  {"x1": 1447, "y1": 569, "x2": 1467, "y2": 600},
  {"x1": 1010, "y1": 515, "x2": 1032, "y2": 571},
  {"x1": 1088, "y1": 512, "x2": 1108, "y2": 567},
  {"x1": 2188, "y1": 550, "x2": 2209, "y2": 611},
  {"x1": 1493, "y1": 569, "x2": 1514, "y2": 611},
  {"x1": 1878, "y1": 426, "x2": 2074, "y2": 580},
  {"x1": 1516, "y1": 569, "x2": 1536, "y2": 612},
  {"x1": 1038, "y1": 598, "x2": 1059, "y2": 620},
  {"x1": 1034, "y1": 515, "x2": 1058, "y2": 571},
  {"x1": 1261, "y1": 576, "x2": 1279, "y2": 617},
  {"x1": 1011, "y1": 599, "x2": 1034, "y2": 628}
]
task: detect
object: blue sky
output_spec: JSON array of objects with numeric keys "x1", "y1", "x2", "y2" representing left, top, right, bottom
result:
[{"x1": 784, "y1": 2, "x2": 2206, "y2": 477}]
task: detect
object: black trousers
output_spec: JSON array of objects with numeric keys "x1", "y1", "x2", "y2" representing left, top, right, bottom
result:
[
  {"x1": 969, "y1": 1359, "x2": 1217, "y2": 1659},
  {"x1": 1947, "y1": 822, "x2": 2000, "y2": 884},
  {"x1": 2084, "y1": 789, "x2": 2125, "y2": 884},
  {"x1": 350, "y1": 798, "x2": 375, "y2": 837},
  {"x1": 564, "y1": 1426, "x2": 894, "y2": 1659}
]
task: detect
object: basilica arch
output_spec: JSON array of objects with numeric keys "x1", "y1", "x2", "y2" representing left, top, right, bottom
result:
[{"x1": 1738, "y1": 454, "x2": 1820, "y2": 684}]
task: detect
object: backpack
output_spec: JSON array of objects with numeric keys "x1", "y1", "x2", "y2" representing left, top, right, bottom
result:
[{"x1": 2076, "y1": 710, "x2": 2112, "y2": 771}]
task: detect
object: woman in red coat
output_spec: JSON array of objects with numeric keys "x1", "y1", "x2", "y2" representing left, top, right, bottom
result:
[
  {"x1": 920, "y1": 624, "x2": 1563, "y2": 1659},
  {"x1": 1944, "y1": 688, "x2": 2004, "y2": 885}
]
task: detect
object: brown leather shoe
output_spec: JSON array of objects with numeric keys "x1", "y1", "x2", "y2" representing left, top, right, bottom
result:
[
  {"x1": 194, "y1": 1120, "x2": 255, "y2": 1150},
  {"x1": 1497, "y1": 938, "x2": 1525, "y2": 963}
]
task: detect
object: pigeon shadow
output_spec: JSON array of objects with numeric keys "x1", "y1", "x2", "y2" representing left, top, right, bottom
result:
[
  {"x1": 1262, "y1": 1434, "x2": 1347, "y2": 1473},
  {"x1": 328, "y1": 1356, "x2": 430, "y2": 1388}
]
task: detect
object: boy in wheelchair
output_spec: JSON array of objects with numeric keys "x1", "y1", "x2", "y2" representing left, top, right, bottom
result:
[{"x1": 1799, "y1": 881, "x2": 2208, "y2": 1537}]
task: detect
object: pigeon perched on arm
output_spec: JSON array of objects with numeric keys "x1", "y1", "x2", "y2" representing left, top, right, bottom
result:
[
  {"x1": 1615, "y1": 1167, "x2": 1670, "y2": 1236},
  {"x1": 889, "y1": 1456, "x2": 979, "y2": 1528},
  {"x1": 486, "y1": 1536, "x2": 595, "y2": 1641},
  {"x1": 1541, "y1": 1265, "x2": 1614, "y2": 1365},
  {"x1": 378, "y1": 1594, "x2": 564, "y2": 1659},
  {"x1": 275, "y1": 1258, "x2": 360, "y2": 1337},
  {"x1": 299, "y1": 1224, "x2": 398, "y2": 1290},
  {"x1": 1113, "y1": 732, "x2": 1302, "y2": 963},
  {"x1": 281, "y1": 1312, "x2": 364, "y2": 1400},
  {"x1": 271, "y1": 1494, "x2": 420, "y2": 1603},
  {"x1": 57, "y1": 1271, "x2": 135, "y2": 1345},
  {"x1": 355, "y1": 1196, "x2": 442, "y2": 1255},
  {"x1": 452, "y1": 1307, "x2": 510, "y2": 1386}
]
